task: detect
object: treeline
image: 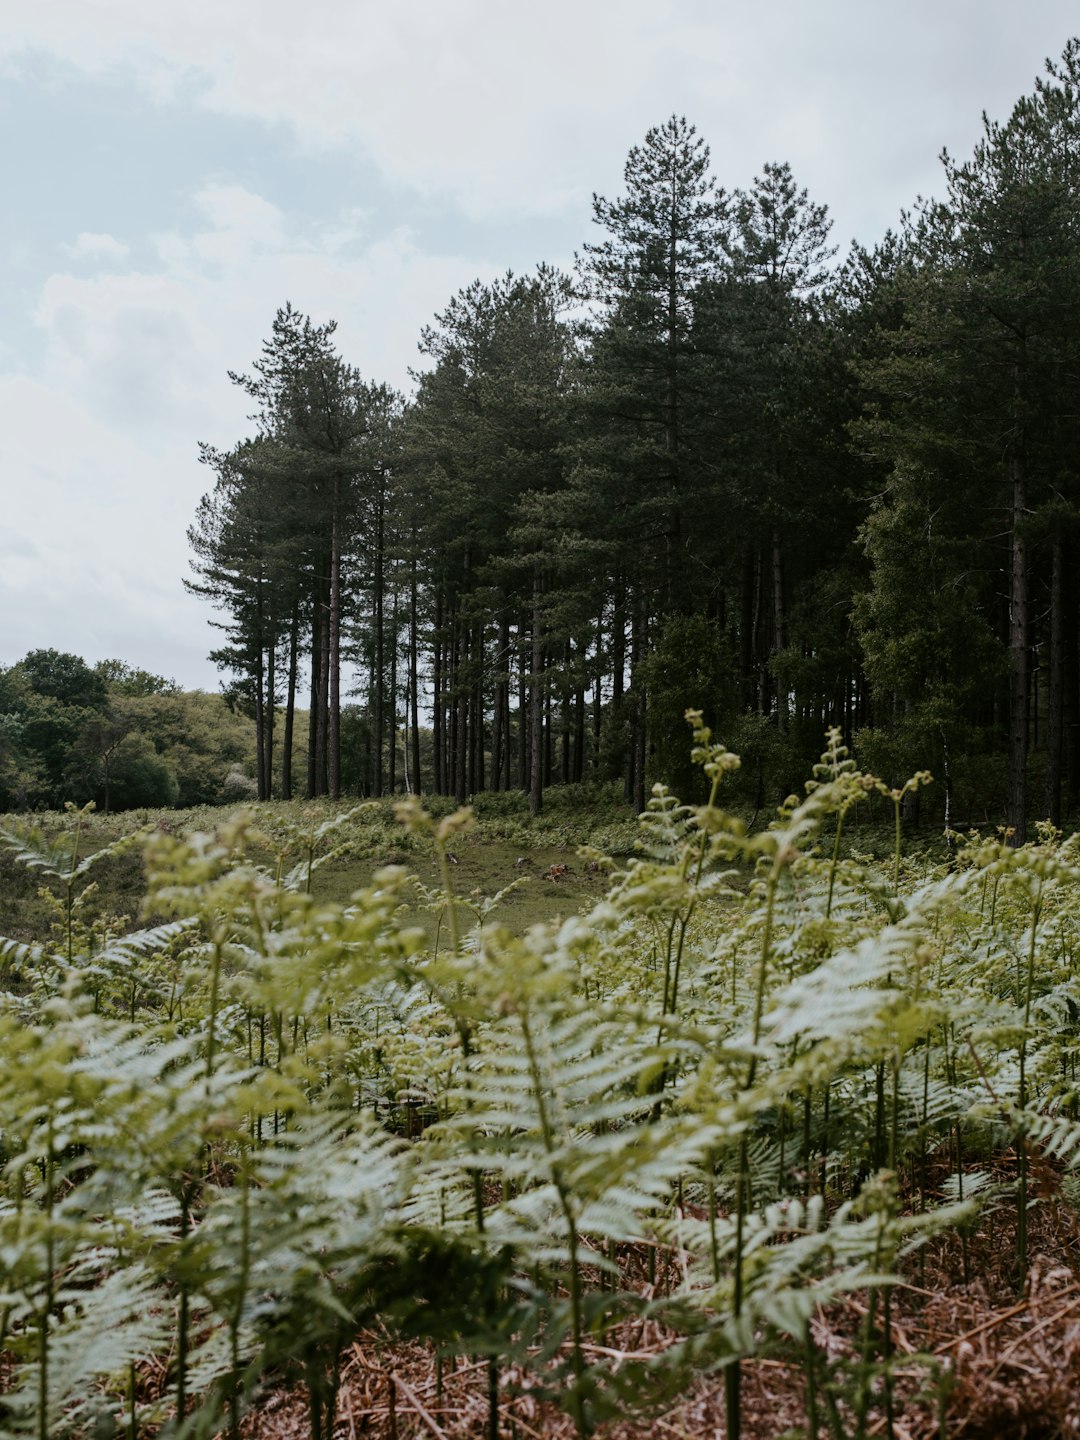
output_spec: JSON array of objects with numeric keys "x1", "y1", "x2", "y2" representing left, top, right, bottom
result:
[
  {"x1": 190, "y1": 43, "x2": 1080, "y2": 839},
  {"x1": 0, "y1": 650, "x2": 255, "y2": 812}
]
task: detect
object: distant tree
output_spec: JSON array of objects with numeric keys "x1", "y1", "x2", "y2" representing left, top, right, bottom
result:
[
  {"x1": 1, "y1": 651, "x2": 108, "y2": 806},
  {"x1": 856, "y1": 42, "x2": 1080, "y2": 838},
  {"x1": 96, "y1": 660, "x2": 181, "y2": 697},
  {"x1": 408, "y1": 266, "x2": 577, "y2": 812},
  {"x1": 576, "y1": 116, "x2": 728, "y2": 807},
  {"x1": 17, "y1": 649, "x2": 108, "y2": 710},
  {"x1": 74, "y1": 705, "x2": 138, "y2": 814},
  {"x1": 193, "y1": 306, "x2": 400, "y2": 802}
]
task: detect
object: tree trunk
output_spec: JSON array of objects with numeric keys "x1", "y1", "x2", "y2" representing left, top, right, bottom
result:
[
  {"x1": 307, "y1": 599, "x2": 320, "y2": 799},
  {"x1": 475, "y1": 620, "x2": 485, "y2": 792},
  {"x1": 574, "y1": 653, "x2": 585, "y2": 784},
  {"x1": 315, "y1": 571, "x2": 330, "y2": 797},
  {"x1": 455, "y1": 616, "x2": 468, "y2": 806},
  {"x1": 373, "y1": 496, "x2": 385, "y2": 799},
  {"x1": 492, "y1": 608, "x2": 508, "y2": 792},
  {"x1": 629, "y1": 598, "x2": 647, "y2": 813},
  {"x1": 1045, "y1": 528, "x2": 1065, "y2": 826},
  {"x1": 433, "y1": 589, "x2": 444, "y2": 795},
  {"x1": 530, "y1": 573, "x2": 544, "y2": 816},
  {"x1": 282, "y1": 601, "x2": 299, "y2": 801},
  {"x1": 264, "y1": 635, "x2": 276, "y2": 800},
  {"x1": 561, "y1": 641, "x2": 572, "y2": 785},
  {"x1": 410, "y1": 554, "x2": 421, "y2": 795},
  {"x1": 592, "y1": 615, "x2": 603, "y2": 776},
  {"x1": 394, "y1": 578, "x2": 403, "y2": 794},
  {"x1": 254, "y1": 640, "x2": 266, "y2": 803},
  {"x1": 519, "y1": 615, "x2": 530, "y2": 792},
  {"x1": 772, "y1": 528, "x2": 787, "y2": 734},
  {"x1": 328, "y1": 492, "x2": 341, "y2": 802},
  {"x1": 1065, "y1": 566, "x2": 1080, "y2": 815},
  {"x1": 740, "y1": 543, "x2": 755, "y2": 711},
  {"x1": 1007, "y1": 450, "x2": 1028, "y2": 843}
]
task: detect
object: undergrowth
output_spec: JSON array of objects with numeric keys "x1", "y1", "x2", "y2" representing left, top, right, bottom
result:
[{"x1": 1, "y1": 724, "x2": 1078, "y2": 1439}]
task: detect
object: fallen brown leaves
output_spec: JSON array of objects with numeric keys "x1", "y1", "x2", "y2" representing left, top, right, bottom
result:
[{"x1": 234, "y1": 1161, "x2": 1080, "y2": 1440}]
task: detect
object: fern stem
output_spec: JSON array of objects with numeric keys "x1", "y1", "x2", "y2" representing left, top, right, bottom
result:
[
  {"x1": 804, "y1": 1319, "x2": 819, "y2": 1439},
  {"x1": 176, "y1": 1186, "x2": 192, "y2": 1424},
  {"x1": 1017, "y1": 883, "x2": 1042, "y2": 1286},
  {"x1": 826, "y1": 809, "x2": 846, "y2": 919},
  {"x1": 205, "y1": 934, "x2": 224, "y2": 1092},
  {"x1": 37, "y1": 1114, "x2": 55, "y2": 1440},
  {"x1": 727, "y1": 849, "x2": 782, "y2": 1440},
  {"x1": 519, "y1": 1007, "x2": 590, "y2": 1436},
  {"x1": 129, "y1": 1361, "x2": 138, "y2": 1440},
  {"x1": 226, "y1": 1165, "x2": 252, "y2": 1439}
]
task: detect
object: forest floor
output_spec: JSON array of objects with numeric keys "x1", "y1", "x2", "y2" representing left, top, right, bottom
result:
[
  {"x1": 3, "y1": 792, "x2": 1021, "y2": 1440},
  {"x1": 234, "y1": 1154, "x2": 1080, "y2": 1439},
  {"x1": 0, "y1": 791, "x2": 629, "y2": 945},
  {"x1": 0, "y1": 786, "x2": 953, "y2": 947}
]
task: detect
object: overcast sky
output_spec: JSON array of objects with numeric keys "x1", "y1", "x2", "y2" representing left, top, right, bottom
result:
[{"x1": 2, "y1": 2, "x2": 1077, "y2": 690}]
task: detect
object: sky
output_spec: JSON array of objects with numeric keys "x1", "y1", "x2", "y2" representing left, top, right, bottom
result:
[{"x1": 2, "y1": 1, "x2": 1078, "y2": 691}]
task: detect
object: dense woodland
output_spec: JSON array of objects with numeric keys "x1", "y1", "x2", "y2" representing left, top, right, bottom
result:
[
  {"x1": 0, "y1": 651, "x2": 256, "y2": 813},
  {"x1": 8, "y1": 48, "x2": 1080, "y2": 837},
  {"x1": 11, "y1": 45, "x2": 1080, "y2": 1440}
]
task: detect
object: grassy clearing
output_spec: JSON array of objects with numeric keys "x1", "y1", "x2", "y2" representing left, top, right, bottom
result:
[{"x1": 0, "y1": 785, "x2": 639, "y2": 946}]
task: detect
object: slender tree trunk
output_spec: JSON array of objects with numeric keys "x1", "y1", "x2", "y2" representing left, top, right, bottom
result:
[
  {"x1": 254, "y1": 642, "x2": 266, "y2": 803},
  {"x1": 448, "y1": 611, "x2": 458, "y2": 798},
  {"x1": 592, "y1": 616, "x2": 603, "y2": 776},
  {"x1": 772, "y1": 528, "x2": 787, "y2": 734},
  {"x1": 530, "y1": 572, "x2": 544, "y2": 816},
  {"x1": 543, "y1": 655, "x2": 553, "y2": 789},
  {"x1": 466, "y1": 622, "x2": 476, "y2": 796},
  {"x1": 307, "y1": 599, "x2": 320, "y2": 799},
  {"x1": 282, "y1": 601, "x2": 299, "y2": 801},
  {"x1": 752, "y1": 544, "x2": 769, "y2": 716},
  {"x1": 519, "y1": 615, "x2": 530, "y2": 792},
  {"x1": 1065, "y1": 565, "x2": 1079, "y2": 815},
  {"x1": 492, "y1": 608, "x2": 507, "y2": 792},
  {"x1": 629, "y1": 598, "x2": 647, "y2": 812},
  {"x1": 365, "y1": 639, "x2": 375, "y2": 796},
  {"x1": 328, "y1": 493, "x2": 341, "y2": 802},
  {"x1": 1008, "y1": 450, "x2": 1028, "y2": 843},
  {"x1": 265, "y1": 635, "x2": 276, "y2": 800},
  {"x1": 410, "y1": 553, "x2": 421, "y2": 795},
  {"x1": 433, "y1": 589, "x2": 444, "y2": 795},
  {"x1": 612, "y1": 575, "x2": 625, "y2": 706},
  {"x1": 1046, "y1": 529, "x2": 1066, "y2": 826},
  {"x1": 373, "y1": 496, "x2": 385, "y2": 799},
  {"x1": 502, "y1": 620, "x2": 512, "y2": 789},
  {"x1": 574, "y1": 652, "x2": 585, "y2": 784},
  {"x1": 740, "y1": 543, "x2": 755, "y2": 711},
  {"x1": 394, "y1": 578, "x2": 403, "y2": 794},
  {"x1": 455, "y1": 615, "x2": 468, "y2": 805},
  {"x1": 474, "y1": 619, "x2": 485, "y2": 792},
  {"x1": 315, "y1": 571, "x2": 330, "y2": 797},
  {"x1": 567, "y1": 636, "x2": 576, "y2": 783}
]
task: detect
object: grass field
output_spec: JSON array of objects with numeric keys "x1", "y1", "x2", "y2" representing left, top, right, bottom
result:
[{"x1": 0, "y1": 784, "x2": 640, "y2": 948}]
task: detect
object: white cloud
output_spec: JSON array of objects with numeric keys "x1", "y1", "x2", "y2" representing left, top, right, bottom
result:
[
  {"x1": 4, "y1": 0, "x2": 1074, "y2": 233},
  {"x1": 5, "y1": 0, "x2": 1080, "y2": 690},
  {"x1": 62, "y1": 231, "x2": 131, "y2": 261},
  {"x1": 2, "y1": 182, "x2": 495, "y2": 684}
]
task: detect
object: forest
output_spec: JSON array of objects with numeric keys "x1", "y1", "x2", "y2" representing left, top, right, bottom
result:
[
  {"x1": 175, "y1": 40, "x2": 1080, "y2": 844},
  {"x1": 7, "y1": 39, "x2": 1080, "y2": 1440}
]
